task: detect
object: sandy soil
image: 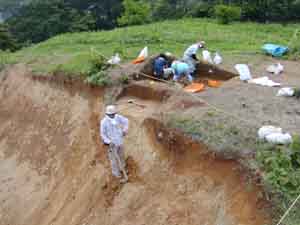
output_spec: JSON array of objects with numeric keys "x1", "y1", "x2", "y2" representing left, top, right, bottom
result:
[
  {"x1": 198, "y1": 55, "x2": 300, "y2": 134},
  {"x1": 0, "y1": 64, "x2": 273, "y2": 225}
]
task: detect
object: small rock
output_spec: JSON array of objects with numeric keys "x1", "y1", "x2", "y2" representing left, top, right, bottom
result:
[{"x1": 157, "y1": 132, "x2": 163, "y2": 139}]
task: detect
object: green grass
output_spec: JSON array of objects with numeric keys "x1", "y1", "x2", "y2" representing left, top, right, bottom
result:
[
  {"x1": 2, "y1": 18, "x2": 300, "y2": 75},
  {"x1": 166, "y1": 111, "x2": 258, "y2": 159}
]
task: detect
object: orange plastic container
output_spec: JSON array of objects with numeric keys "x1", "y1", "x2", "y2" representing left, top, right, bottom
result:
[
  {"x1": 207, "y1": 80, "x2": 222, "y2": 88},
  {"x1": 184, "y1": 83, "x2": 205, "y2": 93}
]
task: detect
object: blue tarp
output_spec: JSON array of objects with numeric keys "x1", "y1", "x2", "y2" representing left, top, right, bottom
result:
[{"x1": 262, "y1": 44, "x2": 289, "y2": 57}]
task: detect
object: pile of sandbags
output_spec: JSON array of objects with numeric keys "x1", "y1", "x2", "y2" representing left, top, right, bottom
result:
[{"x1": 258, "y1": 126, "x2": 292, "y2": 145}]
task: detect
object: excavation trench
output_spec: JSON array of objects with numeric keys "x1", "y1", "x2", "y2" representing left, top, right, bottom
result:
[
  {"x1": 0, "y1": 66, "x2": 270, "y2": 225},
  {"x1": 139, "y1": 56, "x2": 237, "y2": 82}
]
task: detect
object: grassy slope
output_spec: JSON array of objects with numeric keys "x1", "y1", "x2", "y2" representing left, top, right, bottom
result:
[{"x1": 3, "y1": 18, "x2": 300, "y2": 75}]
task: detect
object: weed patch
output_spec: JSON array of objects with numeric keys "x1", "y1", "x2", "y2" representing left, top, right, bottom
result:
[
  {"x1": 85, "y1": 55, "x2": 111, "y2": 86},
  {"x1": 257, "y1": 137, "x2": 300, "y2": 225}
]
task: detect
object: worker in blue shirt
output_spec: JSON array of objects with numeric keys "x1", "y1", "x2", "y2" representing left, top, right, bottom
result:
[
  {"x1": 153, "y1": 54, "x2": 168, "y2": 78},
  {"x1": 171, "y1": 60, "x2": 193, "y2": 83}
]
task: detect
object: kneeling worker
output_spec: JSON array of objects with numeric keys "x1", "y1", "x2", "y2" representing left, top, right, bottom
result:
[
  {"x1": 153, "y1": 53, "x2": 168, "y2": 79},
  {"x1": 171, "y1": 60, "x2": 193, "y2": 83},
  {"x1": 100, "y1": 105, "x2": 129, "y2": 183}
]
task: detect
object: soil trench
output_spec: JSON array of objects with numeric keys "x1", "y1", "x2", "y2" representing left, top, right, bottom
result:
[{"x1": 0, "y1": 66, "x2": 270, "y2": 225}]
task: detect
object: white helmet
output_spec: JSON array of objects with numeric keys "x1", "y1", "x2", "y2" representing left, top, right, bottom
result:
[
  {"x1": 106, "y1": 105, "x2": 117, "y2": 115},
  {"x1": 165, "y1": 52, "x2": 172, "y2": 57},
  {"x1": 198, "y1": 41, "x2": 206, "y2": 48}
]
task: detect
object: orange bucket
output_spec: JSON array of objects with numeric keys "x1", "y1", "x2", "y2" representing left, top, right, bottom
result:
[
  {"x1": 207, "y1": 80, "x2": 222, "y2": 88},
  {"x1": 184, "y1": 83, "x2": 205, "y2": 93}
]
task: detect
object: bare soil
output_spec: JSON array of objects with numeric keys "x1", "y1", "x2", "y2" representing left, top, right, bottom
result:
[{"x1": 0, "y1": 63, "x2": 277, "y2": 225}]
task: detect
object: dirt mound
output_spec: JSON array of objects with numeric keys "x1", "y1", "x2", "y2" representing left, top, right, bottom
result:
[{"x1": 0, "y1": 65, "x2": 270, "y2": 225}]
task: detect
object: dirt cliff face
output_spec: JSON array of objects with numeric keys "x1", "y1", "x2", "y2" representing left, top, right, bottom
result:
[{"x1": 0, "y1": 65, "x2": 270, "y2": 225}]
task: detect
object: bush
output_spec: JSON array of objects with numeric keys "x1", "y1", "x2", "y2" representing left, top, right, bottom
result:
[
  {"x1": 118, "y1": 0, "x2": 151, "y2": 26},
  {"x1": 294, "y1": 88, "x2": 300, "y2": 99},
  {"x1": 214, "y1": 4, "x2": 241, "y2": 24},
  {"x1": 0, "y1": 23, "x2": 17, "y2": 51},
  {"x1": 85, "y1": 56, "x2": 111, "y2": 86},
  {"x1": 119, "y1": 74, "x2": 130, "y2": 84},
  {"x1": 257, "y1": 137, "x2": 300, "y2": 200},
  {"x1": 256, "y1": 137, "x2": 300, "y2": 225},
  {"x1": 189, "y1": 2, "x2": 214, "y2": 18},
  {"x1": 288, "y1": 29, "x2": 300, "y2": 60}
]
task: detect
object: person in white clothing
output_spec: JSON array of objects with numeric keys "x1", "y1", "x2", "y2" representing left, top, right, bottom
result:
[
  {"x1": 100, "y1": 105, "x2": 129, "y2": 182},
  {"x1": 183, "y1": 41, "x2": 206, "y2": 75}
]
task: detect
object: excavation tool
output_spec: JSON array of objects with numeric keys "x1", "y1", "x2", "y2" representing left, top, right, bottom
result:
[
  {"x1": 127, "y1": 99, "x2": 146, "y2": 108},
  {"x1": 110, "y1": 144, "x2": 128, "y2": 184}
]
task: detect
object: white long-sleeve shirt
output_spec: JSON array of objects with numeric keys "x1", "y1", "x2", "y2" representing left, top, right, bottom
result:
[
  {"x1": 100, "y1": 114, "x2": 129, "y2": 146},
  {"x1": 183, "y1": 44, "x2": 200, "y2": 59}
]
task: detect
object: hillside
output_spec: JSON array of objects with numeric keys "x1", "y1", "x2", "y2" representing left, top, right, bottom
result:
[
  {"x1": 3, "y1": 18, "x2": 299, "y2": 75},
  {"x1": 1, "y1": 18, "x2": 300, "y2": 225}
]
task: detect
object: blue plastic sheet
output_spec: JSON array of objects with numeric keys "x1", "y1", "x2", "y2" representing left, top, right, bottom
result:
[{"x1": 262, "y1": 44, "x2": 289, "y2": 57}]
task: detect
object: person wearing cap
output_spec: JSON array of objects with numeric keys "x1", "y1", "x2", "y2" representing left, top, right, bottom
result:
[
  {"x1": 183, "y1": 41, "x2": 206, "y2": 76},
  {"x1": 171, "y1": 60, "x2": 193, "y2": 83},
  {"x1": 100, "y1": 105, "x2": 129, "y2": 180}
]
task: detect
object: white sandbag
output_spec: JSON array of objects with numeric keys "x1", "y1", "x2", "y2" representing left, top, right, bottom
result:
[
  {"x1": 276, "y1": 87, "x2": 295, "y2": 97},
  {"x1": 258, "y1": 126, "x2": 283, "y2": 140},
  {"x1": 107, "y1": 53, "x2": 121, "y2": 65},
  {"x1": 248, "y1": 76, "x2": 281, "y2": 87},
  {"x1": 213, "y1": 52, "x2": 223, "y2": 65},
  {"x1": 202, "y1": 50, "x2": 213, "y2": 64},
  {"x1": 234, "y1": 64, "x2": 252, "y2": 81},
  {"x1": 138, "y1": 46, "x2": 148, "y2": 58},
  {"x1": 265, "y1": 133, "x2": 292, "y2": 145},
  {"x1": 266, "y1": 63, "x2": 284, "y2": 75}
]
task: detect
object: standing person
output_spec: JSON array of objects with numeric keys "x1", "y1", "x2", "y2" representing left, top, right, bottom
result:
[
  {"x1": 100, "y1": 105, "x2": 129, "y2": 183},
  {"x1": 171, "y1": 60, "x2": 193, "y2": 83},
  {"x1": 153, "y1": 53, "x2": 168, "y2": 79},
  {"x1": 183, "y1": 41, "x2": 206, "y2": 76}
]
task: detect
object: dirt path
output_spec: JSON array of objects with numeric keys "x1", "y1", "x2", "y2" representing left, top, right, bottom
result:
[{"x1": 0, "y1": 65, "x2": 270, "y2": 225}]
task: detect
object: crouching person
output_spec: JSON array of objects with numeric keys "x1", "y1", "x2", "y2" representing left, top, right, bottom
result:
[
  {"x1": 171, "y1": 60, "x2": 193, "y2": 83},
  {"x1": 183, "y1": 41, "x2": 205, "y2": 76},
  {"x1": 153, "y1": 53, "x2": 168, "y2": 79},
  {"x1": 100, "y1": 105, "x2": 129, "y2": 183}
]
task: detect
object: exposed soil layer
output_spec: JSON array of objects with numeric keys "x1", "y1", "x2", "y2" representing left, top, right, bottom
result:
[
  {"x1": 117, "y1": 82, "x2": 172, "y2": 102},
  {"x1": 0, "y1": 65, "x2": 270, "y2": 225}
]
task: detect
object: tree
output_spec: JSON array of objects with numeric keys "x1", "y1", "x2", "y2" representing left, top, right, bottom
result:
[
  {"x1": 7, "y1": 0, "x2": 96, "y2": 44},
  {"x1": 214, "y1": 4, "x2": 241, "y2": 24},
  {"x1": 65, "y1": 0, "x2": 123, "y2": 29},
  {"x1": 118, "y1": 0, "x2": 151, "y2": 26},
  {"x1": 0, "y1": 23, "x2": 17, "y2": 50}
]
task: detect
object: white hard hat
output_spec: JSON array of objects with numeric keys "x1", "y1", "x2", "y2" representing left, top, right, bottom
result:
[
  {"x1": 106, "y1": 105, "x2": 117, "y2": 114},
  {"x1": 198, "y1": 41, "x2": 206, "y2": 48},
  {"x1": 165, "y1": 52, "x2": 172, "y2": 57}
]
